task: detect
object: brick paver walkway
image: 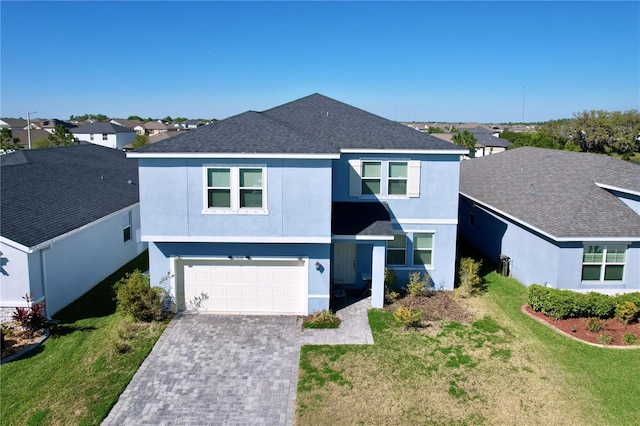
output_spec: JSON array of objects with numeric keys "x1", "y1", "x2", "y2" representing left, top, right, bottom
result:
[{"x1": 102, "y1": 298, "x2": 373, "y2": 425}]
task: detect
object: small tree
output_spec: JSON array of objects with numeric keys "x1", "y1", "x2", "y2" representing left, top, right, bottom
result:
[
  {"x1": 0, "y1": 128, "x2": 22, "y2": 152},
  {"x1": 48, "y1": 125, "x2": 78, "y2": 146},
  {"x1": 114, "y1": 270, "x2": 168, "y2": 322},
  {"x1": 131, "y1": 134, "x2": 148, "y2": 149},
  {"x1": 456, "y1": 257, "x2": 484, "y2": 298},
  {"x1": 452, "y1": 130, "x2": 477, "y2": 157}
]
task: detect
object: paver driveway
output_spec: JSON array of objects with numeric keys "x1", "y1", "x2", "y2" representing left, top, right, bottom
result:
[{"x1": 103, "y1": 314, "x2": 301, "y2": 425}]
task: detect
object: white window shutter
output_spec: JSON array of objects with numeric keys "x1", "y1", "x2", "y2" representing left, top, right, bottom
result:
[
  {"x1": 348, "y1": 159, "x2": 362, "y2": 197},
  {"x1": 407, "y1": 160, "x2": 421, "y2": 197}
]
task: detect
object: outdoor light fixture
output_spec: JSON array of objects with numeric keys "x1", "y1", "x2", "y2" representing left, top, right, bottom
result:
[{"x1": 315, "y1": 261, "x2": 321, "y2": 270}]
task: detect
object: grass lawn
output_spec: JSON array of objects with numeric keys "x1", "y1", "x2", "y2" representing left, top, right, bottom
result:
[
  {"x1": 296, "y1": 269, "x2": 640, "y2": 425},
  {"x1": 0, "y1": 251, "x2": 168, "y2": 426}
]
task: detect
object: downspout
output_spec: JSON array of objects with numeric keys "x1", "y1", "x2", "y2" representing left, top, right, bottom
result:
[{"x1": 39, "y1": 246, "x2": 51, "y2": 319}]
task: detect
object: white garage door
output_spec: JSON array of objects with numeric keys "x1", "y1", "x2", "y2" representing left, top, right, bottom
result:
[{"x1": 181, "y1": 259, "x2": 306, "y2": 314}]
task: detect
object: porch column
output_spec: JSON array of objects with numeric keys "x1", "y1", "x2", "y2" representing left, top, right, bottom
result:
[{"x1": 371, "y1": 243, "x2": 386, "y2": 308}]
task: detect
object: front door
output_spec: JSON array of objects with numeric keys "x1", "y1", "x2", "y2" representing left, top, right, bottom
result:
[{"x1": 333, "y1": 243, "x2": 357, "y2": 284}]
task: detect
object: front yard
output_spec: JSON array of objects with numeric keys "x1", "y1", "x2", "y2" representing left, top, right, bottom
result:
[
  {"x1": 296, "y1": 271, "x2": 640, "y2": 425},
  {"x1": 0, "y1": 252, "x2": 167, "y2": 426}
]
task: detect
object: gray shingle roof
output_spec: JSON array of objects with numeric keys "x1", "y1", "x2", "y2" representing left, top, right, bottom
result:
[
  {"x1": 460, "y1": 147, "x2": 640, "y2": 240},
  {"x1": 1, "y1": 144, "x2": 140, "y2": 248},
  {"x1": 136, "y1": 94, "x2": 463, "y2": 154},
  {"x1": 331, "y1": 202, "x2": 394, "y2": 237},
  {"x1": 72, "y1": 121, "x2": 135, "y2": 134}
]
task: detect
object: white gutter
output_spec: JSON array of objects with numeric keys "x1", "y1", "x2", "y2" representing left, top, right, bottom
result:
[{"x1": 127, "y1": 152, "x2": 340, "y2": 160}]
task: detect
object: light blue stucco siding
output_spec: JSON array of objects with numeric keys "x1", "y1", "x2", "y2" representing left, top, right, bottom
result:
[
  {"x1": 332, "y1": 153, "x2": 461, "y2": 219},
  {"x1": 460, "y1": 196, "x2": 640, "y2": 293},
  {"x1": 138, "y1": 158, "x2": 332, "y2": 239},
  {"x1": 149, "y1": 242, "x2": 331, "y2": 314}
]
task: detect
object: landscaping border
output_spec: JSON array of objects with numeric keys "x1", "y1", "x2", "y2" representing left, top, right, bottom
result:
[
  {"x1": 521, "y1": 305, "x2": 639, "y2": 350},
  {"x1": 1, "y1": 329, "x2": 50, "y2": 364}
]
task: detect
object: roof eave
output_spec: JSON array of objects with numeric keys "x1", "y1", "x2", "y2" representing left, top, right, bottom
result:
[
  {"x1": 127, "y1": 152, "x2": 340, "y2": 159},
  {"x1": 340, "y1": 148, "x2": 468, "y2": 155}
]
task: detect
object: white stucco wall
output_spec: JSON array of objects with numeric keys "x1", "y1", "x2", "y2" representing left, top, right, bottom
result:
[{"x1": 0, "y1": 204, "x2": 146, "y2": 319}]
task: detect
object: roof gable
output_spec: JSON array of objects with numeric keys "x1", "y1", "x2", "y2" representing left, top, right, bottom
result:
[
  {"x1": 460, "y1": 147, "x2": 640, "y2": 240},
  {"x1": 1, "y1": 144, "x2": 140, "y2": 249},
  {"x1": 72, "y1": 121, "x2": 135, "y2": 134}
]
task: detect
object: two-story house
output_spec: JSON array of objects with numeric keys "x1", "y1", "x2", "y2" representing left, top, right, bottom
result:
[
  {"x1": 72, "y1": 121, "x2": 137, "y2": 150},
  {"x1": 129, "y1": 94, "x2": 466, "y2": 315}
]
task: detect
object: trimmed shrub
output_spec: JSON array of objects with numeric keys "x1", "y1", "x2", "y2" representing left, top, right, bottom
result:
[
  {"x1": 614, "y1": 302, "x2": 638, "y2": 326},
  {"x1": 587, "y1": 318, "x2": 602, "y2": 333},
  {"x1": 114, "y1": 270, "x2": 168, "y2": 322},
  {"x1": 527, "y1": 286, "x2": 640, "y2": 321},
  {"x1": 597, "y1": 333, "x2": 613, "y2": 345}
]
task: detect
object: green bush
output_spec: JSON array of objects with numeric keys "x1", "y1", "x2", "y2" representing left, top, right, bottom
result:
[
  {"x1": 622, "y1": 333, "x2": 639, "y2": 345},
  {"x1": 393, "y1": 306, "x2": 422, "y2": 328},
  {"x1": 527, "y1": 286, "x2": 640, "y2": 320},
  {"x1": 614, "y1": 302, "x2": 638, "y2": 326},
  {"x1": 407, "y1": 272, "x2": 429, "y2": 298},
  {"x1": 597, "y1": 333, "x2": 613, "y2": 345},
  {"x1": 587, "y1": 318, "x2": 602, "y2": 333},
  {"x1": 114, "y1": 270, "x2": 168, "y2": 322}
]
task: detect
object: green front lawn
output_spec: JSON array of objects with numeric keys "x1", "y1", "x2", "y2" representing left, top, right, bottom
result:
[
  {"x1": 0, "y1": 252, "x2": 167, "y2": 426},
  {"x1": 296, "y1": 271, "x2": 640, "y2": 425}
]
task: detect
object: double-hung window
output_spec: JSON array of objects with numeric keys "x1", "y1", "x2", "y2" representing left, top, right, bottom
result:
[
  {"x1": 582, "y1": 245, "x2": 626, "y2": 281},
  {"x1": 122, "y1": 211, "x2": 132, "y2": 243},
  {"x1": 205, "y1": 166, "x2": 266, "y2": 213},
  {"x1": 102, "y1": 133, "x2": 108, "y2": 141},
  {"x1": 388, "y1": 162, "x2": 408, "y2": 195},
  {"x1": 349, "y1": 159, "x2": 420, "y2": 198},
  {"x1": 413, "y1": 233, "x2": 434, "y2": 267},
  {"x1": 386, "y1": 234, "x2": 407, "y2": 266},
  {"x1": 361, "y1": 161, "x2": 381, "y2": 195}
]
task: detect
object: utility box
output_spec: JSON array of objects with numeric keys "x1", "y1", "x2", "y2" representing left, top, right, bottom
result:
[{"x1": 498, "y1": 255, "x2": 511, "y2": 277}]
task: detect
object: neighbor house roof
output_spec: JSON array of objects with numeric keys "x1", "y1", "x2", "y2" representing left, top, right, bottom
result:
[
  {"x1": 110, "y1": 119, "x2": 145, "y2": 129},
  {"x1": 5, "y1": 129, "x2": 51, "y2": 148},
  {"x1": 1, "y1": 144, "x2": 140, "y2": 250},
  {"x1": 0, "y1": 118, "x2": 28, "y2": 129},
  {"x1": 133, "y1": 94, "x2": 465, "y2": 155},
  {"x1": 71, "y1": 121, "x2": 135, "y2": 134},
  {"x1": 460, "y1": 147, "x2": 640, "y2": 240}
]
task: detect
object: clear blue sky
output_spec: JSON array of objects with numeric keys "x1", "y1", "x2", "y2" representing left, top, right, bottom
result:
[{"x1": 1, "y1": 1, "x2": 638, "y2": 123}]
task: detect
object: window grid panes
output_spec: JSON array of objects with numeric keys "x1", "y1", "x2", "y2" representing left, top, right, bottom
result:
[
  {"x1": 239, "y1": 168, "x2": 263, "y2": 208},
  {"x1": 582, "y1": 245, "x2": 626, "y2": 281},
  {"x1": 388, "y1": 162, "x2": 408, "y2": 195},
  {"x1": 122, "y1": 211, "x2": 132, "y2": 243},
  {"x1": 413, "y1": 233, "x2": 434, "y2": 266},
  {"x1": 207, "y1": 168, "x2": 231, "y2": 208},
  {"x1": 361, "y1": 161, "x2": 381, "y2": 195},
  {"x1": 386, "y1": 234, "x2": 407, "y2": 266}
]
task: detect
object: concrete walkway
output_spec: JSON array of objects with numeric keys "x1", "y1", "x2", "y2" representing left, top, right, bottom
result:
[{"x1": 103, "y1": 298, "x2": 373, "y2": 425}]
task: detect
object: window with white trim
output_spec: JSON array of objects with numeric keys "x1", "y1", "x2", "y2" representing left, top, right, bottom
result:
[
  {"x1": 386, "y1": 234, "x2": 407, "y2": 266},
  {"x1": 204, "y1": 166, "x2": 266, "y2": 213},
  {"x1": 90, "y1": 133, "x2": 94, "y2": 141},
  {"x1": 122, "y1": 211, "x2": 132, "y2": 243},
  {"x1": 102, "y1": 133, "x2": 108, "y2": 140},
  {"x1": 582, "y1": 244, "x2": 626, "y2": 281},
  {"x1": 413, "y1": 233, "x2": 434, "y2": 266},
  {"x1": 349, "y1": 159, "x2": 420, "y2": 198}
]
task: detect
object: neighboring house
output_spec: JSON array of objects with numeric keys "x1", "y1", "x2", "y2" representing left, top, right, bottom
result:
[
  {"x1": 0, "y1": 144, "x2": 146, "y2": 320},
  {"x1": 458, "y1": 147, "x2": 640, "y2": 294},
  {"x1": 0, "y1": 118, "x2": 28, "y2": 130},
  {"x1": 72, "y1": 122, "x2": 136, "y2": 150},
  {"x1": 431, "y1": 124, "x2": 511, "y2": 158},
  {"x1": 129, "y1": 93, "x2": 466, "y2": 315},
  {"x1": 35, "y1": 118, "x2": 78, "y2": 133},
  {"x1": 4, "y1": 129, "x2": 51, "y2": 149},
  {"x1": 142, "y1": 121, "x2": 170, "y2": 136},
  {"x1": 110, "y1": 119, "x2": 146, "y2": 135}
]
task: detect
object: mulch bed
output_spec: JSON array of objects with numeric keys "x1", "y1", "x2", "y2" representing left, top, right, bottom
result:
[{"x1": 523, "y1": 305, "x2": 640, "y2": 347}]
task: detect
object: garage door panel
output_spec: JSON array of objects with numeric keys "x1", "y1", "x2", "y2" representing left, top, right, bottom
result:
[{"x1": 182, "y1": 260, "x2": 305, "y2": 314}]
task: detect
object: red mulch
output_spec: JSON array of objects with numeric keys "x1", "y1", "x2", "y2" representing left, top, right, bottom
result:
[{"x1": 524, "y1": 305, "x2": 640, "y2": 347}]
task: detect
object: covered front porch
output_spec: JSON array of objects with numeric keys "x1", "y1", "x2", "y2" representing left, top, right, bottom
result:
[{"x1": 330, "y1": 202, "x2": 394, "y2": 310}]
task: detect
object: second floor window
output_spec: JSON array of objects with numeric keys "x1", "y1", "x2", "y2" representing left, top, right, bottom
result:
[
  {"x1": 205, "y1": 166, "x2": 266, "y2": 213},
  {"x1": 349, "y1": 159, "x2": 420, "y2": 198}
]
